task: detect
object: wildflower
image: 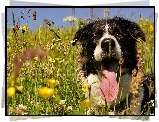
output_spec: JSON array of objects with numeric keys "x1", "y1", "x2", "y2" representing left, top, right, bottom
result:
[
  {"x1": 63, "y1": 16, "x2": 77, "y2": 22},
  {"x1": 19, "y1": 26, "x2": 27, "y2": 31},
  {"x1": 139, "y1": 13, "x2": 143, "y2": 22},
  {"x1": 7, "y1": 36, "x2": 12, "y2": 40},
  {"x1": 80, "y1": 99, "x2": 93, "y2": 108},
  {"x1": 20, "y1": 68, "x2": 24, "y2": 72},
  {"x1": 38, "y1": 87, "x2": 54, "y2": 99},
  {"x1": 47, "y1": 69, "x2": 53, "y2": 74},
  {"x1": 15, "y1": 77, "x2": 20, "y2": 83},
  {"x1": 7, "y1": 87, "x2": 16, "y2": 98},
  {"x1": 59, "y1": 100, "x2": 66, "y2": 105},
  {"x1": 51, "y1": 45, "x2": 54, "y2": 49},
  {"x1": 138, "y1": 13, "x2": 143, "y2": 27},
  {"x1": 19, "y1": 25, "x2": 29, "y2": 33},
  {"x1": 19, "y1": 48, "x2": 24, "y2": 53},
  {"x1": 7, "y1": 47, "x2": 11, "y2": 52},
  {"x1": 16, "y1": 85, "x2": 23, "y2": 93},
  {"x1": 64, "y1": 51, "x2": 67, "y2": 55},
  {"x1": 82, "y1": 83, "x2": 90, "y2": 92},
  {"x1": 59, "y1": 59, "x2": 65, "y2": 63},
  {"x1": 149, "y1": 24, "x2": 154, "y2": 32},
  {"x1": 55, "y1": 58, "x2": 60, "y2": 61},
  {"x1": 139, "y1": 23, "x2": 143, "y2": 28},
  {"x1": 48, "y1": 57, "x2": 55, "y2": 63},
  {"x1": 67, "y1": 106, "x2": 73, "y2": 111},
  {"x1": 34, "y1": 56, "x2": 39, "y2": 61},
  {"x1": 46, "y1": 79, "x2": 59, "y2": 87},
  {"x1": 145, "y1": 18, "x2": 150, "y2": 23}
]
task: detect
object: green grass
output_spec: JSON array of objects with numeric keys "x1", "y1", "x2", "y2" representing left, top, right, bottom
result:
[{"x1": 7, "y1": 13, "x2": 154, "y2": 115}]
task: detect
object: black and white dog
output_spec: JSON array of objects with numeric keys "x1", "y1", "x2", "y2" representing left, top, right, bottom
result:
[{"x1": 72, "y1": 16, "x2": 154, "y2": 115}]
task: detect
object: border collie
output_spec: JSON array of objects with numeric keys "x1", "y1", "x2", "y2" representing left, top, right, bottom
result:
[{"x1": 72, "y1": 16, "x2": 154, "y2": 115}]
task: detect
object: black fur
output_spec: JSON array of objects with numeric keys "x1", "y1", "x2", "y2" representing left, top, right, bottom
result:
[
  {"x1": 73, "y1": 17, "x2": 146, "y2": 74},
  {"x1": 73, "y1": 16, "x2": 154, "y2": 115}
]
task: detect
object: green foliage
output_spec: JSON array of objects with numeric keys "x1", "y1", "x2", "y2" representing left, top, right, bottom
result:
[
  {"x1": 138, "y1": 18, "x2": 154, "y2": 74},
  {"x1": 77, "y1": 18, "x2": 85, "y2": 28}
]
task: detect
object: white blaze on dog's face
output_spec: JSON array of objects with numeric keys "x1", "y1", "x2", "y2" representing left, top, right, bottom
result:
[
  {"x1": 94, "y1": 24, "x2": 122, "y2": 61},
  {"x1": 93, "y1": 24, "x2": 124, "y2": 103}
]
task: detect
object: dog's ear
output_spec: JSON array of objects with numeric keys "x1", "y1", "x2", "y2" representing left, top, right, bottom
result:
[
  {"x1": 72, "y1": 23, "x2": 94, "y2": 46},
  {"x1": 127, "y1": 21, "x2": 146, "y2": 42},
  {"x1": 114, "y1": 16, "x2": 146, "y2": 42}
]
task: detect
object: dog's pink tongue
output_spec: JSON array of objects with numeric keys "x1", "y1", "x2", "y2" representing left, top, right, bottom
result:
[{"x1": 99, "y1": 64, "x2": 119, "y2": 102}]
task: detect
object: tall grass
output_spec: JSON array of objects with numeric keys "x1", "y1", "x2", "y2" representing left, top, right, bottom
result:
[{"x1": 7, "y1": 10, "x2": 154, "y2": 115}]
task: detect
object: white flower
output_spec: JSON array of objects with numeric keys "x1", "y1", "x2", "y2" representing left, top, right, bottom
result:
[
  {"x1": 67, "y1": 106, "x2": 73, "y2": 110},
  {"x1": 59, "y1": 100, "x2": 66, "y2": 105},
  {"x1": 63, "y1": 16, "x2": 77, "y2": 22}
]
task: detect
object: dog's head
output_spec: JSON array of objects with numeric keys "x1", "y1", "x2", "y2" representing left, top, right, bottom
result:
[
  {"x1": 73, "y1": 16, "x2": 146, "y2": 70},
  {"x1": 73, "y1": 16, "x2": 146, "y2": 102}
]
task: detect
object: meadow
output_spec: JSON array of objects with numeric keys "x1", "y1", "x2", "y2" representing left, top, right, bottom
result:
[{"x1": 7, "y1": 10, "x2": 154, "y2": 115}]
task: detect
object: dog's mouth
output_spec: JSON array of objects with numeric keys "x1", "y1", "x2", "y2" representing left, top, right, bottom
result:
[{"x1": 99, "y1": 57, "x2": 119, "y2": 102}]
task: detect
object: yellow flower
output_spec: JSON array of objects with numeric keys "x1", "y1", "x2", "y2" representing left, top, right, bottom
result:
[
  {"x1": 7, "y1": 36, "x2": 12, "y2": 39},
  {"x1": 145, "y1": 19, "x2": 150, "y2": 23},
  {"x1": 19, "y1": 48, "x2": 24, "y2": 53},
  {"x1": 149, "y1": 24, "x2": 154, "y2": 32},
  {"x1": 16, "y1": 77, "x2": 20, "y2": 83},
  {"x1": 34, "y1": 56, "x2": 39, "y2": 61},
  {"x1": 16, "y1": 85, "x2": 23, "y2": 92},
  {"x1": 46, "y1": 79, "x2": 59, "y2": 87},
  {"x1": 82, "y1": 83, "x2": 90, "y2": 92},
  {"x1": 51, "y1": 45, "x2": 54, "y2": 49},
  {"x1": 20, "y1": 68, "x2": 24, "y2": 72},
  {"x1": 22, "y1": 26, "x2": 27, "y2": 31},
  {"x1": 19, "y1": 25, "x2": 29, "y2": 33},
  {"x1": 19, "y1": 26, "x2": 29, "y2": 31},
  {"x1": 7, "y1": 47, "x2": 11, "y2": 52},
  {"x1": 7, "y1": 87, "x2": 16, "y2": 98},
  {"x1": 38, "y1": 87, "x2": 54, "y2": 99},
  {"x1": 80, "y1": 99, "x2": 93, "y2": 108},
  {"x1": 48, "y1": 57, "x2": 55, "y2": 63},
  {"x1": 55, "y1": 58, "x2": 60, "y2": 61},
  {"x1": 139, "y1": 23, "x2": 142, "y2": 28},
  {"x1": 48, "y1": 69, "x2": 53, "y2": 74},
  {"x1": 59, "y1": 59, "x2": 65, "y2": 63}
]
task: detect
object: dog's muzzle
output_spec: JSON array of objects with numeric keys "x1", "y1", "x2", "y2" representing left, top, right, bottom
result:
[{"x1": 101, "y1": 38, "x2": 115, "y2": 52}]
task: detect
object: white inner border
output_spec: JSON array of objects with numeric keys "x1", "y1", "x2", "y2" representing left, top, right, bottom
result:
[{"x1": 0, "y1": 0, "x2": 158, "y2": 122}]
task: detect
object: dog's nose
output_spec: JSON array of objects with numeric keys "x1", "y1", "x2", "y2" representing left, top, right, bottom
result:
[{"x1": 101, "y1": 38, "x2": 115, "y2": 52}]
